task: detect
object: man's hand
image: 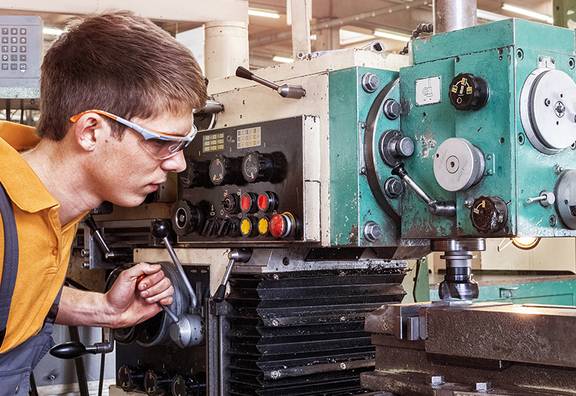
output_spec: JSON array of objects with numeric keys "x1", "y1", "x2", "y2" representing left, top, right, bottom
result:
[{"x1": 105, "y1": 263, "x2": 174, "y2": 328}]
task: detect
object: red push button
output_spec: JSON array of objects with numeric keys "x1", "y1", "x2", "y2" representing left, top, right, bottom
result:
[
  {"x1": 269, "y1": 212, "x2": 295, "y2": 239},
  {"x1": 257, "y1": 191, "x2": 278, "y2": 213},
  {"x1": 240, "y1": 192, "x2": 257, "y2": 213}
]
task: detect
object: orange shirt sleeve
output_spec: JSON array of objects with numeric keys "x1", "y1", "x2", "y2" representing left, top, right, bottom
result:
[{"x1": 0, "y1": 121, "x2": 40, "y2": 151}]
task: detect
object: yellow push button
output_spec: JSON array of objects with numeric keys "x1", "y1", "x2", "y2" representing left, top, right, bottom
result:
[
  {"x1": 257, "y1": 217, "x2": 269, "y2": 236},
  {"x1": 240, "y1": 217, "x2": 254, "y2": 237}
]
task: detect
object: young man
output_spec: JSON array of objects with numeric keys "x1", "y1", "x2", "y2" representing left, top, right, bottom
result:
[{"x1": 0, "y1": 11, "x2": 207, "y2": 393}]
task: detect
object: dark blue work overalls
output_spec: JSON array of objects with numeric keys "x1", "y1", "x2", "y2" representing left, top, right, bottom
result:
[{"x1": 0, "y1": 184, "x2": 61, "y2": 395}]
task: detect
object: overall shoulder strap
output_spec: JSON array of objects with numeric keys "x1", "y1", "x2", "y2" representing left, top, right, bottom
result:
[{"x1": 0, "y1": 183, "x2": 18, "y2": 347}]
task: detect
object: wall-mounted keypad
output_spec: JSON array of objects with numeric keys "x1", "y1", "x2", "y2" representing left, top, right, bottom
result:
[{"x1": 0, "y1": 25, "x2": 30, "y2": 72}]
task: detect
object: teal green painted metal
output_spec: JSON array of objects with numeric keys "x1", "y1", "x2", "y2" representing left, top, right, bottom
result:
[
  {"x1": 431, "y1": 278, "x2": 576, "y2": 306},
  {"x1": 329, "y1": 67, "x2": 401, "y2": 247},
  {"x1": 553, "y1": 0, "x2": 576, "y2": 27},
  {"x1": 399, "y1": 19, "x2": 576, "y2": 239},
  {"x1": 413, "y1": 258, "x2": 430, "y2": 302},
  {"x1": 412, "y1": 19, "x2": 574, "y2": 64}
]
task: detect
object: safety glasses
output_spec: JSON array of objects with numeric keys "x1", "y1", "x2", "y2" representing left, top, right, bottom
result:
[{"x1": 70, "y1": 109, "x2": 197, "y2": 160}]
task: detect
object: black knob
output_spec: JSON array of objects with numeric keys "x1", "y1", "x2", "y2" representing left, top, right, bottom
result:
[
  {"x1": 209, "y1": 155, "x2": 244, "y2": 186},
  {"x1": 470, "y1": 196, "x2": 508, "y2": 233},
  {"x1": 180, "y1": 160, "x2": 210, "y2": 188},
  {"x1": 449, "y1": 73, "x2": 489, "y2": 111},
  {"x1": 222, "y1": 194, "x2": 240, "y2": 214},
  {"x1": 171, "y1": 201, "x2": 205, "y2": 236},
  {"x1": 151, "y1": 219, "x2": 171, "y2": 239},
  {"x1": 241, "y1": 151, "x2": 286, "y2": 184}
]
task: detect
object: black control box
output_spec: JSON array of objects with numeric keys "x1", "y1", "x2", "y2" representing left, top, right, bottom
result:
[{"x1": 174, "y1": 116, "x2": 308, "y2": 245}]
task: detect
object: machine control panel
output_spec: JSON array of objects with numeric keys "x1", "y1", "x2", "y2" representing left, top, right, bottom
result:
[{"x1": 175, "y1": 116, "x2": 317, "y2": 245}]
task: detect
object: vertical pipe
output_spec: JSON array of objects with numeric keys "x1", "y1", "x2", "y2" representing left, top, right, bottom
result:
[
  {"x1": 433, "y1": 0, "x2": 477, "y2": 34},
  {"x1": 290, "y1": 0, "x2": 312, "y2": 59},
  {"x1": 204, "y1": 21, "x2": 249, "y2": 80}
]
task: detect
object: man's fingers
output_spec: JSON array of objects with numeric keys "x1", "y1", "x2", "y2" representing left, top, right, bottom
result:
[
  {"x1": 144, "y1": 285, "x2": 174, "y2": 305},
  {"x1": 123, "y1": 262, "x2": 162, "y2": 282},
  {"x1": 137, "y1": 270, "x2": 166, "y2": 291},
  {"x1": 140, "y1": 277, "x2": 172, "y2": 298},
  {"x1": 159, "y1": 296, "x2": 174, "y2": 306}
]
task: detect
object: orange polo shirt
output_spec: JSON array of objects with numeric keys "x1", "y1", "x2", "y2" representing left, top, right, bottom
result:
[{"x1": 0, "y1": 121, "x2": 84, "y2": 353}]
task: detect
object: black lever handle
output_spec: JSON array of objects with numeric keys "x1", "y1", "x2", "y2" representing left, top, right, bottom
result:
[
  {"x1": 50, "y1": 340, "x2": 114, "y2": 359},
  {"x1": 235, "y1": 66, "x2": 254, "y2": 80},
  {"x1": 50, "y1": 341, "x2": 86, "y2": 359},
  {"x1": 235, "y1": 66, "x2": 306, "y2": 99}
]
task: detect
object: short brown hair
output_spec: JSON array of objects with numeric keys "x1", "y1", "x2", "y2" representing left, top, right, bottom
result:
[{"x1": 38, "y1": 11, "x2": 207, "y2": 140}]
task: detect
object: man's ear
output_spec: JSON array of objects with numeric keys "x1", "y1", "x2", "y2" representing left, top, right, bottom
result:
[{"x1": 73, "y1": 113, "x2": 110, "y2": 152}]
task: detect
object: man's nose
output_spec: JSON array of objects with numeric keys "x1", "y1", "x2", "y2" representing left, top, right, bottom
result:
[{"x1": 160, "y1": 150, "x2": 187, "y2": 173}]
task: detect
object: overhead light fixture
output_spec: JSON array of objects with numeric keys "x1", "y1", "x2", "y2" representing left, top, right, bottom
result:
[
  {"x1": 248, "y1": 7, "x2": 281, "y2": 19},
  {"x1": 477, "y1": 9, "x2": 509, "y2": 21},
  {"x1": 373, "y1": 29, "x2": 411, "y2": 43},
  {"x1": 501, "y1": 3, "x2": 553, "y2": 24},
  {"x1": 272, "y1": 55, "x2": 293, "y2": 64},
  {"x1": 43, "y1": 27, "x2": 64, "y2": 36},
  {"x1": 340, "y1": 28, "x2": 375, "y2": 45}
]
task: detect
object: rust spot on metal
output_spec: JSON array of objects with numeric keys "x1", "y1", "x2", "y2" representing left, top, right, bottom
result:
[{"x1": 349, "y1": 224, "x2": 358, "y2": 244}]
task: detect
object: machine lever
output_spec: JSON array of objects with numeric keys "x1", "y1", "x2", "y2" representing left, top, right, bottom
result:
[
  {"x1": 213, "y1": 249, "x2": 252, "y2": 302},
  {"x1": 84, "y1": 215, "x2": 116, "y2": 259},
  {"x1": 392, "y1": 164, "x2": 456, "y2": 217},
  {"x1": 151, "y1": 220, "x2": 198, "y2": 310},
  {"x1": 235, "y1": 66, "x2": 306, "y2": 99}
]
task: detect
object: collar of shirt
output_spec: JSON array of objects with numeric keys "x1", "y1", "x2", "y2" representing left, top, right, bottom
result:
[{"x1": 0, "y1": 128, "x2": 59, "y2": 214}]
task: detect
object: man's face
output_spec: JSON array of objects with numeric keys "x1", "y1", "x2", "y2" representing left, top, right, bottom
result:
[{"x1": 93, "y1": 112, "x2": 190, "y2": 207}]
